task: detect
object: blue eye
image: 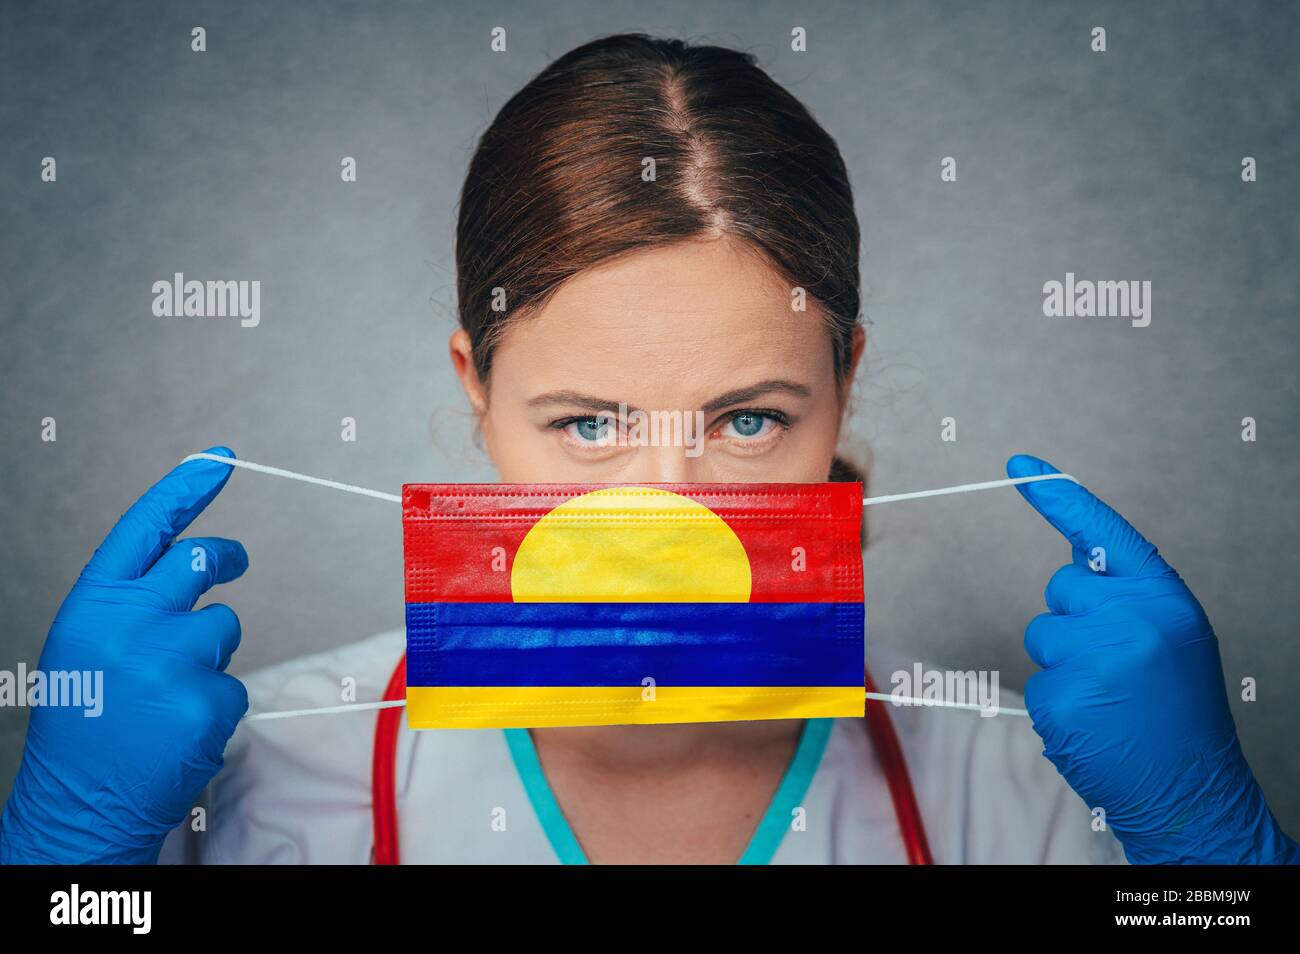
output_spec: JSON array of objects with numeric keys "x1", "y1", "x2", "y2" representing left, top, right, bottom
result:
[
  {"x1": 730, "y1": 412, "x2": 765, "y2": 437},
  {"x1": 721, "y1": 411, "x2": 780, "y2": 440},
  {"x1": 565, "y1": 417, "x2": 611, "y2": 443}
]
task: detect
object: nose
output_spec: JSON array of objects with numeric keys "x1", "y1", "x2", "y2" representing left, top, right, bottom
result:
[
  {"x1": 604, "y1": 408, "x2": 714, "y2": 483},
  {"x1": 620, "y1": 445, "x2": 696, "y2": 484}
]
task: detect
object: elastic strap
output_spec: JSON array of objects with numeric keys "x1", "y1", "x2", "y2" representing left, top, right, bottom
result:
[{"x1": 181, "y1": 452, "x2": 1077, "y2": 510}]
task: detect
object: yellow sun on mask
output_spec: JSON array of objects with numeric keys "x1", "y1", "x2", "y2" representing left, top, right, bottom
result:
[{"x1": 509, "y1": 487, "x2": 752, "y2": 602}]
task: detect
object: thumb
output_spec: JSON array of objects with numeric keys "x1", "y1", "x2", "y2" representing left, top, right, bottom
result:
[{"x1": 1007, "y1": 454, "x2": 1172, "y2": 578}]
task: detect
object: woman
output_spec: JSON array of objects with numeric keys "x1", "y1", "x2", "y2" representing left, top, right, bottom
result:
[{"x1": 1, "y1": 34, "x2": 1294, "y2": 865}]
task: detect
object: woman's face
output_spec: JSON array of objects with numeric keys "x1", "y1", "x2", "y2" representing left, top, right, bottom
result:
[{"x1": 451, "y1": 237, "x2": 863, "y2": 484}]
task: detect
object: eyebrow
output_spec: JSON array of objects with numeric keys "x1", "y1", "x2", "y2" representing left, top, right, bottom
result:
[{"x1": 526, "y1": 379, "x2": 813, "y2": 415}]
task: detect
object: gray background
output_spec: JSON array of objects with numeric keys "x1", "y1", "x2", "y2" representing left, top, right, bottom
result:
[{"x1": 3, "y1": 0, "x2": 1298, "y2": 831}]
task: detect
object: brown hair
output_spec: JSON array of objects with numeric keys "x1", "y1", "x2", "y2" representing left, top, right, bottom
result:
[{"x1": 455, "y1": 33, "x2": 865, "y2": 483}]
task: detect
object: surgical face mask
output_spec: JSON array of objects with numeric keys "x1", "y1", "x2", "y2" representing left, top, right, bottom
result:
[
  {"x1": 401, "y1": 482, "x2": 866, "y2": 729},
  {"x1": 180, "y1": 452, "x2": 1071, "y2": 724}
]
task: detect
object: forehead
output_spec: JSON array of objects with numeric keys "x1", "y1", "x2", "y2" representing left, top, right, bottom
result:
[{"x1": 489, "y1": 238, "x2": 835, "y2": 403}]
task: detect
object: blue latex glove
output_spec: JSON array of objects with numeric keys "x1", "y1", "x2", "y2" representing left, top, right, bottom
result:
[
  {"x1": 1009, "y1": 454, "x2": 1298, "y2": 865},
  {"x1": 0, "y1": 448, "x2": 248, "y2": 864}
]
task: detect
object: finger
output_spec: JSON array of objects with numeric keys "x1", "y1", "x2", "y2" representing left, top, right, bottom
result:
[
  {"x1": 1007, "y1": 454, "x2": 1171, "y2": 578},
  {"x1": 1043, "y1": 563, "x2": 1115, "y2": 616},
  {"x1": 1022, "y1": 666, "x2": 1070, "y2": 745},
  {"x1": 1023, "y1": 612, "x2": 1081, "y2": 668},
  {"x1": 201, "y1": 672, "x2": 250, "y2": 753},
  {"x1": 172, "y1": 603, "x2": 243, "y2": 671},
  {"x1": 142, "y1": 537, "x2": 249, "y2": 612},
  {"x1": 83, "y1": 446, "x2": 238, "y2": 582}
]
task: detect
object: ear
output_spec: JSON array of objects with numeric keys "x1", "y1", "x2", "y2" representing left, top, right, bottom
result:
[
  {"x1": 449, "y1": 328, "x2": 489, "y2": 416},
  {"x1": 840, "y1": 325, "x2": 867, "y2": 412}
]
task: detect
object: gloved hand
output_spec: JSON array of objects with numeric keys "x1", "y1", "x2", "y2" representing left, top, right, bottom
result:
[
  {"x1": 1009, "y1": 454, "x2": 1298, "y2": 864},
  {"x1": 0, "y1": 447, "x2": 249, "y2": 864}
]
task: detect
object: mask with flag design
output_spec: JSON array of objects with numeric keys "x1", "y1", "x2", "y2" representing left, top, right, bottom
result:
[{"x1": 401, "y1": 483, "x2": 865, "y2": 729}]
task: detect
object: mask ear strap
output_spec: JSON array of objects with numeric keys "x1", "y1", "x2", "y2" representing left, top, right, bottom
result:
[
  {"x1": 862, "y1": 472, "x2": 1078, "y2": 507},
  {"x1": 244, "y1": 690, "x2": 1028, "y2": 722},
  {"x1": 182, "y1": 451, "x2": 1077, "y2": 511},
  {"x1": 180, "y1": 453, "x2": 401, "y2": 504},
  {"x1": 866, "y1": 691, "x2": 1027, "y2": 717},
  {"x1": 244, "y1": 699, "x2": 405, "y2": 722}
]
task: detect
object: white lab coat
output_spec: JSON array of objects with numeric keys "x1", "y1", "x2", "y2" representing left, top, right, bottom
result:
[{"x1": 160, "y1": 628, "x2": 1126, "y2": 864}]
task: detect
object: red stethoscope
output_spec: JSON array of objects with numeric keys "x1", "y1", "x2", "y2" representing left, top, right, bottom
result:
[{"x1": 371, "y1": 655, "x2": 933, "y2": 865}]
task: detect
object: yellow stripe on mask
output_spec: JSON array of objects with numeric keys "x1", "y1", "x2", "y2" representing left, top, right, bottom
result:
[{"x1": 406, "y1": 685, "x2": 864, "y2": 729}]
